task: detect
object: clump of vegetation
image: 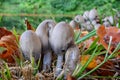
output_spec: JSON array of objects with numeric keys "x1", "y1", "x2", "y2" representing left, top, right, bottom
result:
[{"x1": 0, "y1": 1, "x2": 120, "y2": 80}]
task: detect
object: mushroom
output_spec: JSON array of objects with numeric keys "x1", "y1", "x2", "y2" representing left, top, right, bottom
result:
[
  {"x1": 35, "y1": 19, "x2": 56, "y2": 71},
  {"x1": 69, "y1": 20, "x2": 79, "y2": 29},
  {"x1": 102, "y1": 17, "x2": 111, "y2": 27},
  {"x1": 89, "y1": 8, "x2": 98, "y2": 21},
  {"x1": 20, "y1": 30, "x2": 41, "y2": 62},
  {"x1": 64, "y1": 45, "x2": 79, "y2": 76},
  {"x1": 73, "y1": 15, "x2": 86, "y2": 30},
  {"x1": 50, "y1": 22, "x2": 75, "y2": 76},
  {"x1": 83, "y1": 11, "x2": 89, "y2": 21},
  {"x1": 74, "y1": 15, "x2": 85, "y2": 23},
  {"x1": 94, "y1": 24, "x2": 101, "y2": 30}
]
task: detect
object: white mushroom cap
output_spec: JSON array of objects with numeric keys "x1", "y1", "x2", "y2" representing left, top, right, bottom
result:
[
  {"x1": 74, "y1": 15, "x2": 85, "y2": 23},
  {"x1": 108, "y1": 16, "x2": 114, "y2": 25},
  {"x1": 20, "y1": 30, "x2": 41, "y2": 61},
  {"x1": 94, "y1": 24, "x2": 101, "y2": 30},
  {"x1": 86, "y1": 24, "x2": 94, "y2": 31},
  {"x1": 83, "y1": 11, "x2": 89, "y2": 20},
  {"x1": 102, "y1": 16, "x2": 114, "y2": 25},
  {"x1": 69, "y1": 20, "x2": 79, "y2": 29},
  {"x1": 50, "y1": 21, "x2": 74, "y2": 55},
  {"x1": 103, "y1": 21, "x2": 111, "y2": 27},
  {"x1": 35, "y1": 19, "x2": 56, "y2": 51},
  {"x1": 89, "y1": 8, "x2": 98, "y2": 21},
  {"x1": 92, "y1": 20, "x2": 97, "y2": 26},
  {"x1": 116, "y1": 23, "x2": 119, "y2": 27},
  {"x1": 65, "y1": 45, "x2": 79, "y2": 74}
]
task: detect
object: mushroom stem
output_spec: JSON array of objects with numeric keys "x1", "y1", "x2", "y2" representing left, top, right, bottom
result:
[
  {"x1": 43, "y1": 50, "x2": 52, "y2": 71},
  {"x1": 55, "y1": 54, "x2": 63, "y2": 76}
]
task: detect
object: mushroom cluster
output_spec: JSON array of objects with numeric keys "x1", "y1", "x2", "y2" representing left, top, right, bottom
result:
[
  {"x1": 70, "y1": 8, "x2": 120, "y2": 31},
  {"x1": 70, "y1": 8, "x2": 100, "y2": 31},
  {"x1": 20, "y1": 20, "x2": 80, "y2": 78}
]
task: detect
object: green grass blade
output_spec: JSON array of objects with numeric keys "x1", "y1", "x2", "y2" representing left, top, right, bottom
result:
[
  {"x1": 75, "y1": 29, "x2": 96, "y2": 44},
  {"x1": 72, "y1": 45, "x2": 99, "y2": 78},
  {"x1": 4, "y1": 62, "x2": 11, "y2": 80}
]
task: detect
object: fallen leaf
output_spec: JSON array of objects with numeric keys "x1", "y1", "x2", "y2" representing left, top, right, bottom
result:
[
  {"x1": 80, "y1": 55, "x2": 115, "y2": 76},
  {"x1": 80, "y1": 55, "x2": 99, "y2": 69},
  {"x1": 25, "y1": 18, "x2": 35, "y2": 31},
  {"x1": 0, "y1": 28, "x2": 20, "y2": 63},
  {"x1": 0, "y1": 27, "x2": 12, "y2": 38},
  {"x1": 97, "y1": 25, "x2": 120, "y2": 53},
  {"x1": 83, "y1": 37, "x2": 96, "y2": 49}
]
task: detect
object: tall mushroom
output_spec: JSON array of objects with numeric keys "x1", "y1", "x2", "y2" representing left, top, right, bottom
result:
[
  {"x1": 20, "y1": 30, "x2": 41, "y2": 62},
  {"x1": 50, "y1": 22, "x2": 75, "y2": 76},
  {"x1": 35, "y1": 19, "x2": 56, "y2": 71}
]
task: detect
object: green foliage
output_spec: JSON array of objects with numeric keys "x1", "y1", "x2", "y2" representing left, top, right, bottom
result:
[{"x1": 0, "y1": 0, "x2": 120, "y2": 32}]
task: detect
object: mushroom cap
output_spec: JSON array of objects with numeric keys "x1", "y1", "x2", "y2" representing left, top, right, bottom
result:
[
  {"x1": 69, "y1": 20, "x2": 79, "y2": 29},
  {"x1": 108, "y1": 16, "x2": 114, "y2": 25},
  {"x1": 50, "y1": 22, "x2": 74, "y2": 55},
  {"x1": 20, "y1": 30, "x2": 41, "y2": 61},
  {"x1": 74, "y1": 15, "x2": 85, "y2": 23},
  {"x1": 103, "y1": 21, "x2": 111, "y2": 27},
  {"x1": 36, "y1": 19, "x2": 56, "y2": 51},
  {"x1": 65, "y1": 45, "x2": 80, "y2": 73},
  {"x1": 103, "y1": 16, "x2": 114, "y2": 25},
  {"x1": 83, "y1": 11, "x2": 89, "y2": 20},
  {"x1": 94, "y1": 24, "x2": 101, "y2": 30},
  {"x1": 89, "y1": 8, "x2": 98, "y2": 21}
]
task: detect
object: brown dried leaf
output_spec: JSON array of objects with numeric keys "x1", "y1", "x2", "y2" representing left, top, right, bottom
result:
[
  {"x1": 97, "y1": 25, "x2": 120, "y2": 53},
  {"x1": 0, "y1": 27, "x2": 12, "y2": 38},
  {"x1": 95, "y1": 56, "x2": 115, "y2": 76},
  {"x1": 80, "y1": 55, "x2": 115, "y2": 76},
  {"x1": 0, "y1": 28, "x2": 20, "y2": 63},
  {"x1": 80, "y1": 55, "x2": 99, "y2": 69},
  {"x1": 25, "y1": 19, "x2": 35, "y2": 31}
]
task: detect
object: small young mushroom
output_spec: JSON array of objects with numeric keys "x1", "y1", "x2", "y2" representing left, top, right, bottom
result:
[
  {"x1": 89, "y1": 8, "x2": 98, "y2": 21},
  {"x1": 74, "y1": 15, "x2": 86, "y2": 30},
  {"x1": 35, "y1": 19, "x2": 56, "y2": 71},
  {"x1": 69, "y1": 20, "x2": 79, "y2": 29},
  {"x1": 64, "y1": 45, "x2": 80, "y2": 76},
  {"x1": 74, "y1": 15, "x2": 85, "y2": 23},
  {"x1": 50, "y1": 22, "x2": 74, "y2": 77},
  {"x1": 83, "y1": 11, "x2": 89, "y2": 21},
  {"x1": 20, "y1": 30, "x2": 41, "y2": 62},
  {"x1": 94, "y1": 23, "x2": 101, "y2": 30}
]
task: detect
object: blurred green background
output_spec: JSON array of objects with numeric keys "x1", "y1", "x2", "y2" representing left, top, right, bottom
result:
[{"x1": 0, "y1": 0, "x2": 120, "y2": 32}]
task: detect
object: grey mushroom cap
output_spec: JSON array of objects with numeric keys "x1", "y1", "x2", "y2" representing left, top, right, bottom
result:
[
  {"x1": 103, "y1": 21, "x2": 111, "y2": 27},
  {"x1": 89, "y1": 8, "x2": 98, "y2": 21},
  {"x1": 83, "y1": 11, "x2": 89, "y2": 20},
  {"x1": 50, "y1": 21, "x2": 74, "y2": 55},
  {"x1": 65, "y1": 45, "x2": 80, "y2": 74},
  {"x1": 20, "y1": 30, "x2": 42, "y2": 61},
  {"x1": 69, "y1": 20, "x2": 79, "y2": 29},
  {"x1": 35, "y1": 19, "x2": 56, "y2": 51},
  {"x1": 74, "y1": 15, "x2": 85, "y2": 23}
]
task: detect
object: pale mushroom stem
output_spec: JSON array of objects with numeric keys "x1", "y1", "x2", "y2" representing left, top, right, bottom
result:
[
  {"x1": 43, "y1": 50, "x2": 52, "y2": 71},
  {"x1": 55, "y1": 54, "x2": 63, "y2": 76}
]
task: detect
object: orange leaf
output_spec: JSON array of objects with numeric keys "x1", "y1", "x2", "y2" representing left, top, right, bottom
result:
[
  {"x1": 95, "y1": 56, "x2": 115, "y2": 76},
  {"x1": 84, "y1": 37, "x2": 96, "y2": 49},
  {"x1": 0, "y1": 28, "x2": 20, "y2": 63},
  {"x1": 0, "y1": 27, "x2": 12, "y2": 38},
  {"x1": 97, "y1": 25, "x2": 120, "y2": 53},
  {"x1": 25, "y1": 18, "x2": 35, "y2": 31},
  {"x1": 80, "y1": 55, "x2": 115, "y2": 76},
  {"x1": 80, "y1": 55, "x2": 99, "y2": 69}
]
